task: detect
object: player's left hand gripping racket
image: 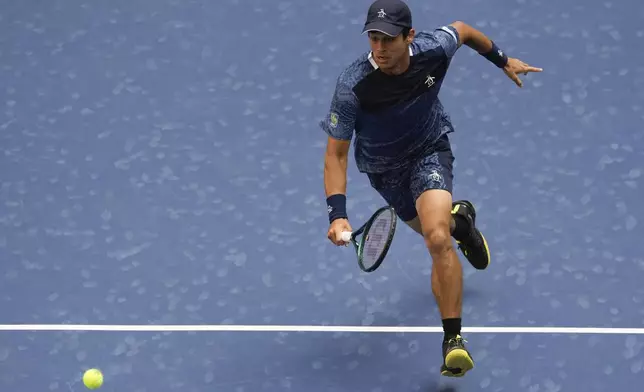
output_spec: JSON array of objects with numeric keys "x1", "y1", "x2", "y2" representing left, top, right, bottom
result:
[{"x1": 340, "y1": 206, "x2": 397, "y2": 272}]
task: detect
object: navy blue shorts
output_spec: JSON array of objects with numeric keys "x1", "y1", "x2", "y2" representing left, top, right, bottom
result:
[{"x1": 366, "y1": 134, "x2": 455, "y2": 222}]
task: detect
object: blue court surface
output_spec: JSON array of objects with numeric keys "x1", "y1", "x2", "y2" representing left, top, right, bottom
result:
[{"x1": 1, "y1": 0, "x2": 644, "y2": 390}]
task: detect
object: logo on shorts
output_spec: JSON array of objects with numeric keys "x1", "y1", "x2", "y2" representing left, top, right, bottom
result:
[
  {"x1": 329, "y1": 112, "x2": 338, "y2": 128},
  {"x1": 429, "y1": 169, "x2": 442, "y2": 183}
]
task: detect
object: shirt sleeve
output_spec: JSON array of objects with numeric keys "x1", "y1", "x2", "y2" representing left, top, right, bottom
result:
[
  {"x1": 435, "y1": 25, "x2": 460, "y2": 58},
  {"x1": 319, "y1": 78, "x2": 358, "y2": 141},
  {"x1": 413, "y1": 26, "x2": 460, "y2": 59}
]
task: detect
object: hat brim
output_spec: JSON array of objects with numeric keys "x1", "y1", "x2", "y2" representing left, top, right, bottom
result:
[{"x1": 361, "y1": 21, "x2": 404, "y2": 37}]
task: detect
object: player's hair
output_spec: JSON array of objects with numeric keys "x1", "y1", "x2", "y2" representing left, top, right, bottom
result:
[{"x1": 401, "y1": 27, "x2": 411, "y2": 39}]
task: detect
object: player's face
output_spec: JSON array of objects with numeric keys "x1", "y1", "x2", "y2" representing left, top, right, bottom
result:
[{"x1": 368, "y1": 29, "x2": 415, "y2": 74}]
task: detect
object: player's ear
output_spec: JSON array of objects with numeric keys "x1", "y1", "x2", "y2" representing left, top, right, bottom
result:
[{"x1": 406, "y1": 28, "x2": 415, "y2": 44}]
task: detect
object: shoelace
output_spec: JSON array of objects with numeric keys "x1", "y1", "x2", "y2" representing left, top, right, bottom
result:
[{"x1": 447, "y1": 336, "x2": 468, "y2": 346}]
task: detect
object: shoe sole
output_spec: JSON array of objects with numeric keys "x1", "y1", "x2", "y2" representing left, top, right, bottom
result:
[
  {"x1": 441, "y1": 348, "x2": 474, "y2": 377},
  {"x1": 456, "y1": 229, "x2": 492, "y2": 270},
  {"x1": 472, "y1": 228, "x2": 491, "y2": 270}
]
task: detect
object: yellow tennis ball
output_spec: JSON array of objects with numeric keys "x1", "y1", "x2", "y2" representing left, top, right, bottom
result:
[{"x1": 82, "y1": 368, "x2": 103, "y2": 390}]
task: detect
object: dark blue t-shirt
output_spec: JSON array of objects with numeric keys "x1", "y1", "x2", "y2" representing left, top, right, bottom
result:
[{"x1": 320, "y1": 26, "x2": 460, "y2": 173}]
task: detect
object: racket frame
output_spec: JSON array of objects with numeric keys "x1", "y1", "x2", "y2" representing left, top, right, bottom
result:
[{"x1": 348, "y1": 206, "x2": 397, "y2": 272}]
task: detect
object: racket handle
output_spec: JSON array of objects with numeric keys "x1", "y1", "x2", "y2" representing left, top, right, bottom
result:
[{"x1": 340, "y1": 231, "x2": 352, "y2": 242}]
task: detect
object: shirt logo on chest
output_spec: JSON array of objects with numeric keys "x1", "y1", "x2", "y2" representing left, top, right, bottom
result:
[{"x1": 425, "y1": 74, "x2": 435, "y2": 88}]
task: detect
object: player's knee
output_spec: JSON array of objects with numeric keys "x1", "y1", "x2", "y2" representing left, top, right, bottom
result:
[{"x1": 422, "y1": 225, "x2": 453, "y2": 258}]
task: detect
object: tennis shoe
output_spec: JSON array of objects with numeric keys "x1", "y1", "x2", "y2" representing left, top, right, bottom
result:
[
  {"x1": 440, "y1": 335, "x2": 474, "y2": 377},
  {"x1": 451, "y1": 200, "x2": 490, "y2": 270}
]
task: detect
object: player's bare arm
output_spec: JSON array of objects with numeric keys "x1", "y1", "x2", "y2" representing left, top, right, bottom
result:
[
  {"x1": 324, "y1": 136, "x2": 350, "y2": 197},
  {"x1": 449, "y1": 21, "x2": 543, "y2": 87},
  {"x1": 324, "y1": 136, "x2": 353, "y2": 245}
]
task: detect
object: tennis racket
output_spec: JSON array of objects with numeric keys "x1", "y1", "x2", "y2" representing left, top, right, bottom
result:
[{"x1": 341, "y1": 206, "x2": 397, "y2": 272}]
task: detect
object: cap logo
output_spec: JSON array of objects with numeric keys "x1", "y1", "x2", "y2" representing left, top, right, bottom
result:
[{"x1": 377, "y1": 9, "x2": 386, "y2": 18}]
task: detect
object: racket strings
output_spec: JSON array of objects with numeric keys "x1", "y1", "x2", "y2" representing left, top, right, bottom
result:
[{"x1": 362, "y1": 215, "x2": 393, "y2": 265}]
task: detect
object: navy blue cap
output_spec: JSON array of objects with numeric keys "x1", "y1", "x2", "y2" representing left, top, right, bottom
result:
[{"x1": 362, "y1": 0, "x2": 412, "y2": 37}]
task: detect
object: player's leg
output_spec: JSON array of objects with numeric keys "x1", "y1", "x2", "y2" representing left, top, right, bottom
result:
[
  {"x1": 414, "y1": 190, "x2": 459, "y2": 320},
  {"x1": 403, "y1": 160, "x2": 490, "y2": 269},
  {"x1": 367, "y1": 170, "x2": 457, "y2": 331},
  {"x1": 409, "y1": 135, "x2": 474, "y2": 377},
  {"x1": 415, "y1": 189, "x2": 473, "y2": 377}
]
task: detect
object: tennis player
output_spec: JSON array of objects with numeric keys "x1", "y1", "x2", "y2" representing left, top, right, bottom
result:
[{"x1": 320, "y1": 0, "x2": 542, "y2": 377}]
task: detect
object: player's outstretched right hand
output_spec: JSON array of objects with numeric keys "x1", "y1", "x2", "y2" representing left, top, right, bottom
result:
[{"x1": 327, "y1": 218, "x2": 352, "y2": 246}]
